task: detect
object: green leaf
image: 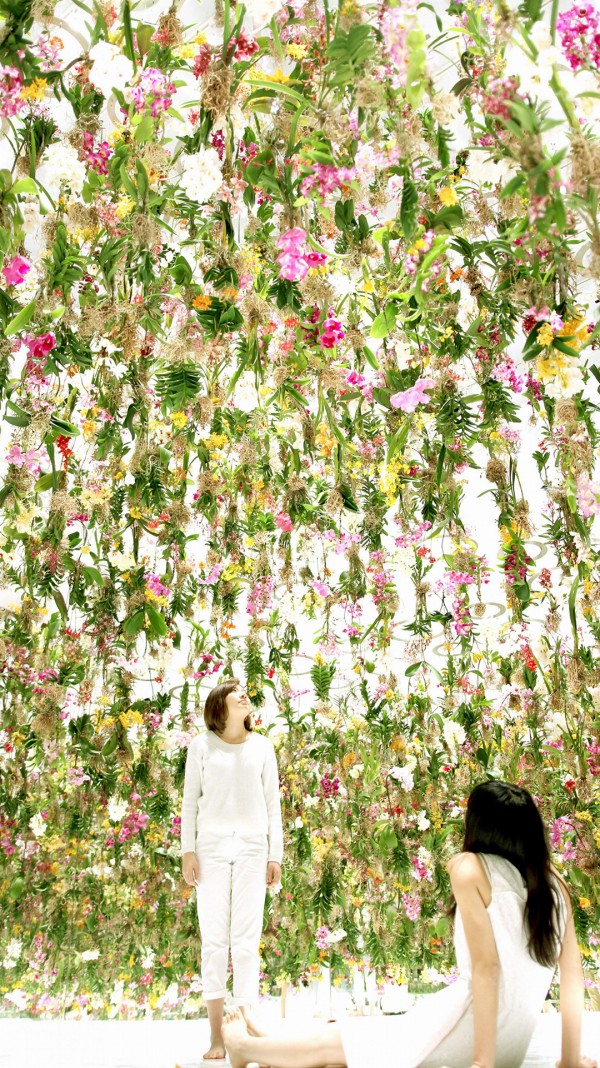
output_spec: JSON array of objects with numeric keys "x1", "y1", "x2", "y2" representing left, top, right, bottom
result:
[
  {"x1": 53, "y1": 589, "x2": 68, "y2": 621},
  {"x1": 370, "y1": 305, "x2": 396, "y2": 339},
  {"x1": 568, "y1": 573, "x2": 579, "y2": 646},
  {"x1": 82, "y1": 565, "x2": 104, "y2": 586},
  {"x1": 362, "y1": 346, "x2": 379, "y2": 369},
  {"x1": 50, "y1": 416, "x2": 80, "y2": 436},
  {"x1": 134, "y1": 113, "x2": 154, "y2": 144},
  {"x1": 136, "y1": 23, "x2": 154, "y2": 56},
  {"x1": 499, "y1": 174, "x2": 524, "y2": 200},
  {"x1": 378, "y1": 824, "x2": 398, "y2": 850},
  {"x1": 400, "y1": 177, "x2": 418, "y2": 239},
  {"x1": 34, "y1": 472, "x2": 56, "y2": 492},
  {"x1": 120, "y1": 164, "x2": 138, "y2": 203},
  {"x1": 146, "y1": 605, "x2": 168, "y2": 636},
  {"x1": 122, "y1": 0, "x2": 136, "y2": 65},
  {"x1": 552, "y1": 337, "x2": 580, "y2": 358},
  {"x1": 436, "y1": 444, "x2": 446, "y2": 486},
  {"x1": 10, "y1": 177, "x2": 39, "y2": 196},
  {"x1": 5, "y1": 299, "x2": 37, "y2": 336},
  {"x1": 123, "y1": 610, "x2": 145, "y2": 638},
  {"x1": 247, "y1": 79, "x2": 317, "y2": 111},
  {"x1": 405, "y1": 662, "x2": 423, "y2": 676},
  {"x1": 102, "y1": 733, "x2": 119, "y2": 759}
]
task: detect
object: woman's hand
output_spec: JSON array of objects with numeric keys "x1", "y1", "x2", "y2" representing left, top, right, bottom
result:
[
  {"x1": 182, "y1": 851, "x2": 199, "y2": 886},
  {"x1": 267, "y1": 861, "x2": 281, "y2": 886}
]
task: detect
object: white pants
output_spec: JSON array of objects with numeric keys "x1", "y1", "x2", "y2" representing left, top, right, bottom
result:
[{"x1": 195, "y1": 831, "x2": 268, "y2": 1006}]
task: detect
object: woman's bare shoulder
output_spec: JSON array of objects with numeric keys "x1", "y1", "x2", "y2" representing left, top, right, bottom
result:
[{"x1": 447, "y1": 851, "x2": 481, "y2": 874}]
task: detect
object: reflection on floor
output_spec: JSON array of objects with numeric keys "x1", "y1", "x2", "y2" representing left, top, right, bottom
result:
[{"x1": 0, "y1": 1010, "x2": 598, "y2": 1068}]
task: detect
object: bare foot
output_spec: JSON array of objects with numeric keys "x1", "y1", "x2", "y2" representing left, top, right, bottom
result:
[
  {"x1": 239, "y1": 1004, "x2": 267, "y2": 1038},
  {"x1": 203, "y1": 1038, "x2": 226, "y2": 1061},
  {"x1": 223, "y1": 1010, "x2": 251, "y2": 1068}
]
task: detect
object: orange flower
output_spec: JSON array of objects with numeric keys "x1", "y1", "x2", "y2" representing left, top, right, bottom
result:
[{"x1": 193, "y1": 294, "x2": 212, "y2": 310}]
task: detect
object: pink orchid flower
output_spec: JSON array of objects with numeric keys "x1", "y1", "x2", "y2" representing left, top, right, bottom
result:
[
  {"x1": 390, "y1": 376, "x2": 436, "y2": 413},
  {"x1": 2, "y1": 254, "x2": 32, "y2": 286}
]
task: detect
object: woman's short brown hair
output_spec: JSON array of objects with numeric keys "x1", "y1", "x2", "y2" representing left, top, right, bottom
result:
[{"x1": 203, "y1": 677, "x2": 252, "y2": 735}]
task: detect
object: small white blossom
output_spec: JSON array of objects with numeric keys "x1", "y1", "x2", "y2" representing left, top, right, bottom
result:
[
  {"x1": 107, "y1": 798, "x2": 128, "y2": 823},
  {"x1": 88, "y1": 41, "x2": 132, "y2": 96},
  {"x1": 29, "y1": 813, "x2": 46, "y2": 837},
  {"x1": 179, "y1": 147, "x2": 223, "y2": 204},
  {"x1": 416, "y1": 810, "x2": 430, "y2": 831},
  {"x1": 39, "y1": 142, "x2": 86, "y2": 198}
]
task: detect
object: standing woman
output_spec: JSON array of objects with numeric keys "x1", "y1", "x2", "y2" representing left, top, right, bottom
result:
[
  {"x1": 222, "y1": 781, "x2": 596, "y2": 1068},
  {"x1": 181, "y1": 678, "x2": 283, "y2": 1061}
]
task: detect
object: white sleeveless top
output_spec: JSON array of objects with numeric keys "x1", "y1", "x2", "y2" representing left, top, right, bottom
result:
[
  {"x1": 339, "y1": 851, "x2": 568, "y2": 1068},
  {"x1": 454, "y1": 853, "x2": 567, "y2": 1054}
]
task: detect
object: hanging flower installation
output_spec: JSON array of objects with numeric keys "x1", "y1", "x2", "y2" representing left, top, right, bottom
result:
[{"x1": 0, "y1": 0, "x2": 599, "y2": 1018}]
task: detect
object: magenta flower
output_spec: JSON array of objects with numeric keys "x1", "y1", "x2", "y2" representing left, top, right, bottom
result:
[
  {"x1": 2, "y1": 254, "x2": 32, "y2": 286},
  {"x1": 25, "y1": 332, "x2": 56, "y2": 359},
  {"x1": 318, "y1": 315, "x2": 345, "y2": 349},
  {"x1": 557, "y1": 3, "x2": 600, "y2": 71},
  {"x1": 0, "y1": 65, "x2": 25, "y2": 119},
  {"x1": 390, "y1": 376, "x2": 436, "y2": 413}
]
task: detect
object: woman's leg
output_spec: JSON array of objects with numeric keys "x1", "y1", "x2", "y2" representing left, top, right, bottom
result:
[
  {"x1": 223, "y1": 1010, "x2": 347, "y2": 1068},
  {"x1": 229, "y1": 846, "x2": 268, "y2": 1006},
  {"x1": 196, "y1": 851, "x2": 232, "y2": 1058}
]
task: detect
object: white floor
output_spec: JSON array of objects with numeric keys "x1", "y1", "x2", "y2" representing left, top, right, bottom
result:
[{"x1": 0, "y1": 1012, "x2": 599, "y2": 1068}]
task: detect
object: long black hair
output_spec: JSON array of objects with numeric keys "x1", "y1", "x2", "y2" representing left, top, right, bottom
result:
[{"x1": 457, "y1": 781, "x2": 563, "y2": 968}]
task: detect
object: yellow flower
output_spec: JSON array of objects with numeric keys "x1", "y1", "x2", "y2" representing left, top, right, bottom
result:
[
  {"x1": 20, "y1": 78, "x2": 48, "y2": 102},
  {"x1": 579, "y1": 897, "x2": 591, "y2": 909},
  {"x1": 174, "y1": 43, "x2": 196, "y2": 59},
  {"x1": 82, "y1": 419, "x2": 98, "y2": 440},
  {"x1": 115, "y1": 195, "x2": 135, "y2": 219},
  {"x1": 256, "y1": 68, "x2": 291, "y2": 84},
  {"x1": 171, "y1": 411, "x2": 187, "y2": 429},
  {"x1": 535, "y1": 351, "x2": 571, "y2": 383},
  {"x1": 438, "y1": 186, "x2": 459, "y2": 207},
  {"x1": 537, "y1": 322, "x2": 554, "y2": 347},
  {"x1": 286, "y1": 43, "x2": 308, "y2": 59},
  {"x1": 557, "y1": 316, "x2": 589, "y2": 350}
]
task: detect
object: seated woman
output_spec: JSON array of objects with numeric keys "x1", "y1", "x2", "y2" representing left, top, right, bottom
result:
[{"x1": 222, "y1": 780, "x2": 596, "y2": 1068}]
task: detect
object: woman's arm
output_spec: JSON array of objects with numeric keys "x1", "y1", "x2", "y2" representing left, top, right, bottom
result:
[
  {"x1": 449, "y1": 853, "x2": 499, "y2": 1068},
  {"x1": 180, "y1": 738, "x2": 202, "y2": 856},
  {"x1": 555, "y1": 880, "x2": 584, "y2": 1068},
  {"x1": 262, "y1": 741, "x2": 283, "y2": 865}
]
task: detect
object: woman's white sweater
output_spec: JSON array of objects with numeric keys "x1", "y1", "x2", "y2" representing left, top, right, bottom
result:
[{"x1": 180, "y1": 730, "x2": 284, "y2": 863}]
